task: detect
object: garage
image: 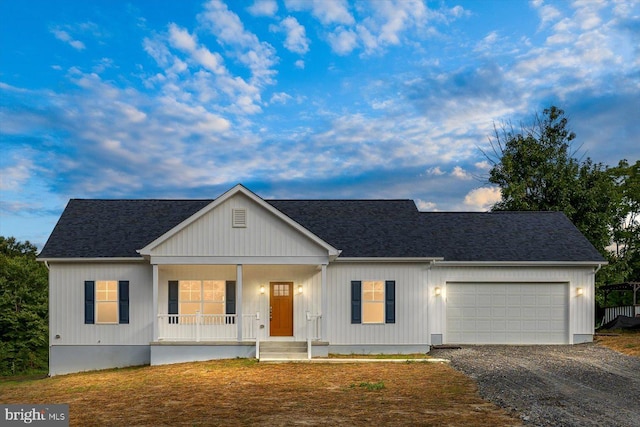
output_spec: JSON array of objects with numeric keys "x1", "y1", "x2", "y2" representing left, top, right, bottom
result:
[{"x1": 445, "y1": 283, "x2": 569, "y2": 344}]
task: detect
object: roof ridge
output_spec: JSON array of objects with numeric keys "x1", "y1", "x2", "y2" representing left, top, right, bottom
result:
[
  {"x1": 70, "y1": 198, "x2": 215, "y2": 201},
  {"x1": 268, "y1": 199, "x2": 415, "y2": 202}
]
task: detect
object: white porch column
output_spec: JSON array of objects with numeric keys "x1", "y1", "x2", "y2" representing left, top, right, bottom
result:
[
  {"x1": 321, "y1": 263, "x2": 327, "y2": 341},
  {"x1": 236, "y1": 264, "x2": 243, "y2": 342},
  {"x1": 152, "y1": 264, "x2": 159, "y2": 341}
]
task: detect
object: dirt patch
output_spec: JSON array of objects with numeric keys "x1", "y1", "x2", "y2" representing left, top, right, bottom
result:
[
  {"x1": 0, "y1": 359, "x2": 520, "y2": 426},
  {"x1": 431, "y1": 344, "x2": 640, "y2": 427},
  {"x1": 595, "y1": 331, "x2": 640, "y2": 357}
]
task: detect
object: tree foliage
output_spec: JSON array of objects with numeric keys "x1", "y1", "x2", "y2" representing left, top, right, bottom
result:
[
  {"x1": 484, "y1": 106, "x2": 639, "y2": 285},
  {"x1": 601, "y1": 160, "x2": 640, "y2": 285},
  {"x1": 0, "y1": 236, "x2": 48, "y2": 375}
]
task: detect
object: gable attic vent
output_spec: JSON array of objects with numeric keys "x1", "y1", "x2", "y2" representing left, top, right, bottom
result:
[{"x1": 232, "y1": 208, "x2": 247, "y2": 228}]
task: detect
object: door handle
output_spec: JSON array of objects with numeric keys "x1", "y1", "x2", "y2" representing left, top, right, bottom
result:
[{"x1": 270, "y1": 306, "x2": 272, "y2": 320}]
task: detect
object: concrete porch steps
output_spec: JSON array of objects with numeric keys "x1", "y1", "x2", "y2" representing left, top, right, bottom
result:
[{"x1": 259, "y1": 341, "x2": 308, "y2": 361}]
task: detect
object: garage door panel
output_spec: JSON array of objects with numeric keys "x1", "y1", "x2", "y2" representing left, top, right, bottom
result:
[
  {"x1": 506, "y1": 295, "x2": 522, "y2": 305},
  {"x1": 506, "y1": 307, "x2": 523, "y2": 317},
  {"x1": 477, "y1": 307, "x2": 492, "y2": 317},
  {"x1": 477, "y1": 295, "x2": 493, "y2": 305},
  {"x1": 491, "y1": 307, "x2": 506, "y2": 317},
  {"x1": 446, "y1": 283, "x2": 568, "y2": 345}
]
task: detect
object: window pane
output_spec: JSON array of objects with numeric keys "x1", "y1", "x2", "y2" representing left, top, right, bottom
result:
[
  {"x1": 203, "y1": 302, "x2": 224, "y2": 315},
  {"x1": 180, "y1": 302, "x2": 200, "y2": 315},
  {"x1": 96, "y1": 301, "x2": 118, "y2": 323},
  {"x1": 179, "y1": 281, "x2": 201, "y2": 301},
  {"x1": 363, "y1": 302, "x2": 384, "y2": 323},
  {"x1": 273, "y1": 284, "x2": 289, "y2": 296},
  {"x1": 96, "y1": 281, "x2": 117, "y2": 301},
  {"x1": 203, "y1": 280, "x2": 225, "y2": 302},
  {"x1": 363, "y1": 281, "x2": 384, "y2": 302}
]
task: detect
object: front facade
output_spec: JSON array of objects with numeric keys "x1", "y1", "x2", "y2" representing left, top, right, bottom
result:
[{"x1": 40, "y1": 185, "x2": 605, "y2": 375}]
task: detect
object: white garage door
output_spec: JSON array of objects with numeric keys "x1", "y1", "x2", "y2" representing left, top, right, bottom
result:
[{"x1": 446, "y1": 283, "x2": 568, "y2": 344}]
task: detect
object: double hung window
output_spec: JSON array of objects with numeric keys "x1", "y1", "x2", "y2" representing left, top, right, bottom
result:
[{"x1": 351, "y1": 280, "x2": 395, "y2": 324}]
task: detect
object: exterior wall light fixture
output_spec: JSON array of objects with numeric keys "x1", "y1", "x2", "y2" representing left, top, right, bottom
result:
[
  {"x1": 260, "y1": 285, "x2": 265, "y2": 295},
  {"x1": 576, "y1": 287, "x2": 584, "y2": 296},
  {"x1": 435, "y1": 287, "x2": 441, "y2": 296}
]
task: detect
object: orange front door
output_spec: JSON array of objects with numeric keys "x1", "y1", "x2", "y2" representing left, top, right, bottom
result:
[{"x1": 270, "y1": 282, "x2": 293, "y2": 336}]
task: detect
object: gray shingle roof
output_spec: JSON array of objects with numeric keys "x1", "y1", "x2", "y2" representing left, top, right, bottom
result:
[{"x1": 39, "y1": 198, "x2": 605, "y2": 262}]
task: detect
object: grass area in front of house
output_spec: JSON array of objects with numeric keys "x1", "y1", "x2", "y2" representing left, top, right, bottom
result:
[
  {"x1": 0, "y1": 358, "x2": 521, "y2": 426},
  {"x1": 595, "y1": 330, "x2": 640, "y2": 357}
]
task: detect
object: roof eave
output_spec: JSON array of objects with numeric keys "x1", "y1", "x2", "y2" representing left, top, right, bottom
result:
[
  {"x1": 37, "y1": 257, "x2": 146, "y2": 263},
  {"x1": 433, "y1": 260, "x2": 607, "y2": 267},
  {"x1": 335, "y1": 257, "x2": 444, "y2": 263}
]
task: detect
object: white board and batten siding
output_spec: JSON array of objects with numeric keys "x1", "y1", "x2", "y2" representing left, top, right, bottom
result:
[
  {"x1": 151, "y1": 193, "x2": 328, "y2": 259},
  {"x1": 429, "y1": 266, "x2": 596, "y2": 345},
  {"x1": 49, "y1": 262, "x2": 153, "y2": 346},
  {"x1": 325, "y1": 263, "x2": 429, "y2": 346}
]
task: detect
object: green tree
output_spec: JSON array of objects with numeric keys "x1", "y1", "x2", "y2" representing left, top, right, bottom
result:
[
  {"x1": 485, "y1": 106, "x2": 617, "y2": 257},
  {"x1": 0, "y1": 237, "x2": 49, "y2": 375},
  {"x1": 601, "y1": 160, "x2": 640, "y2": 285}
]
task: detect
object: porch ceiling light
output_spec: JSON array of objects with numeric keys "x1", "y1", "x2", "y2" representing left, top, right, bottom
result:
[
  {"x1": 435, "y1": 287, "x2": 442, "y2": 296},
  {"x1": 577, "y1": 287, "x2": 584, "y2": 296},
  {"x1": 260, "y1": 285, "x2": 265, "y2": 295}
]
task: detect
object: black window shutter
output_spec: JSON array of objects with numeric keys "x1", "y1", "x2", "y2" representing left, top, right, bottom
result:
[
  {"x1": 385, "y1": 280, "x2": 396, "y2": 324},
  {"x1": 85, "y1": 281, "x2": 95, "y2": 324},
  {"x1": 225, "y1": 281, "x2": 236, "y2": 324},
  {"x1": 351, "y1": 281, "x2": 362, "y2": 324},
  {"x1": 118, "y1": 280, "x2": 130, "y2": 324},
  {"x1": 168, "y1": 281, "x2": 179, "y2": 324}
]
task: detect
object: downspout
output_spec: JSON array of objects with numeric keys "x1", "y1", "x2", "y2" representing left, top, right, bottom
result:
[
  {"x1": 44, "y1": 260, "x2": 50, "y2": 270},
  {"x1": 594, "y1": 263, "x2": 602, "y2": 275}
]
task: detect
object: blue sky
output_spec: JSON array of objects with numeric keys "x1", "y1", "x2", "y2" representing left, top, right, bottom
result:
[{"x1": 1, "y1": 0, "x2": 639, "y2": 249}]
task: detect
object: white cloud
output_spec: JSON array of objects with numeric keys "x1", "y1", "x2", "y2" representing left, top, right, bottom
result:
[
  {"x1": 463, "y1": 187, "x2": 501, "y2": 211},
  {"x1": 276, "y1": 16, "x2": 310, "y2": 54},
  {"x1": 426, "y1": 166, "x2": 445, "y2": 176},
  {"x1": 294, "y1": 59, "x2": 305, "y2": 69},
  {"x1": 451, "y1": 166, "x2": 472, "y2": 180},
  {"x1": 270, "y1": 92, "x2": 293, "y2": 104},
  {"x1": 285, "y1": 0, "x2": 354, "y2": 25},
  {"x1": 199, "y1": 0, "x2": 278, "y2": 84},
  {"x1": 327, "y1": 27, "x2": 358, "y2": 55},
  {"x1": 247, "y1": 0, "x2": 278, "y2": 17},
  {"x1": 168, "y1": 23, "x2": 227, "y2": 75},
  {"x1": 0, "y1": 159, "x2": 32, "y2": 191},
  {"x1": 415, "y1": 199, "x2": 438, "y2": 211},
  {"x1": 474, "y1": 160, "x2": 492, "y2": 171},
  {"x1": 51, "y1": 28, "x2": 86, "y2": 50},
  {"x1": 533, "y1": 1, "x2": 562, "y2": 28}
]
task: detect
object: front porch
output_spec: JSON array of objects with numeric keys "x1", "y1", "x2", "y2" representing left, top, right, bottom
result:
[{"x1": 149, "y1": 263, "x2": 328, "y2": 365}]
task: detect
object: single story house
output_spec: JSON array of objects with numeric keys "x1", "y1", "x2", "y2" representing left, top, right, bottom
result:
[{"x1": 39, "y1": 184, "x2": 605, "y2": 375}]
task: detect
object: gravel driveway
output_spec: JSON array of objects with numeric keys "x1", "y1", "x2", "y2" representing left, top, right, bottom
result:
[{"x1": 430, "y1": 344, "x2": 640, "y2": 427}]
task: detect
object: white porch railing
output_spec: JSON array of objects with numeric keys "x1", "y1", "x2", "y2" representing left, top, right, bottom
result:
[
  {"x1": 306, "y1": 312, "x2": 322, "y2": 359},
  {"x1": 157, "y1": 313, "x2": 258, "y2": 342},
  {"x1": 603, "y1": 305, "x2": 640, "y2": 324}
]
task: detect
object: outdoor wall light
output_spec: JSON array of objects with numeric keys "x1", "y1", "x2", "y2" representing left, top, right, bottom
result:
[
  {"x1": 260, "y1": 285, "x2": 265, "y2": 295},
  {"x1": 298, "y1": 285, "x2": 303, "y2": 294},
  {"x1": 435, "y1": 287, "x2": 441, "y2": 296},
  {"x1": 576, "y1": 287, "x2": 584, "y2": 296}
]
